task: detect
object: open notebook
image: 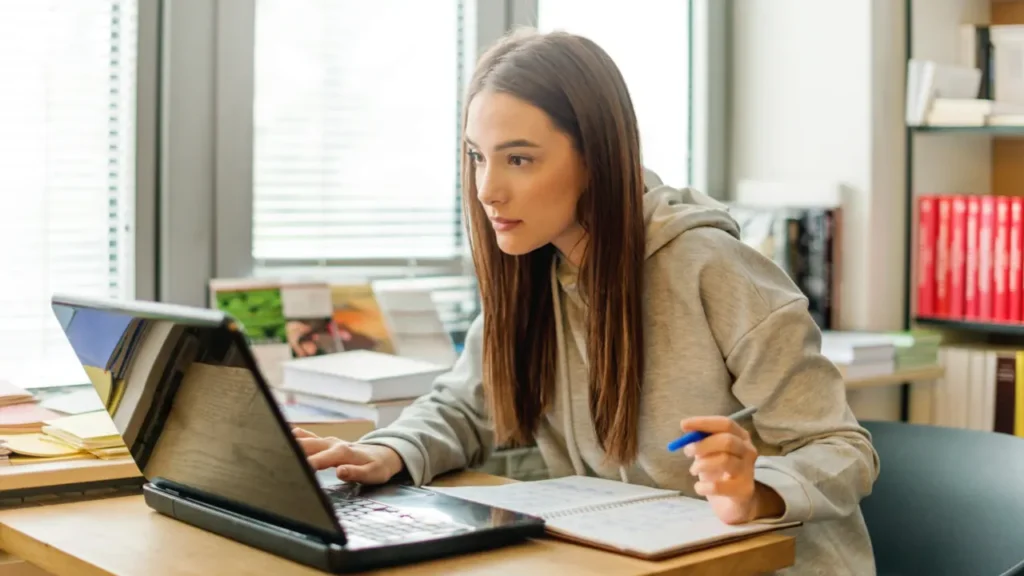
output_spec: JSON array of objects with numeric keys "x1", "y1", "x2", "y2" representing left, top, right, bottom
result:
[{"x1": 429, "y1": 475, "x2": 799, "y2": 560}]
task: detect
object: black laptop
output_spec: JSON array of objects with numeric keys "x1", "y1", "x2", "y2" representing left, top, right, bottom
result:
[{"x1": 50, "y1": 294, "x2": 545, "y2": 573}]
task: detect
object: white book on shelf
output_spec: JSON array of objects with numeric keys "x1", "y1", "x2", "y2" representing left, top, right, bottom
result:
[
  {"x1": 991, "y1": 26, "x2": 1024, "y2": 106},
  {"x1": 968, "y1": 348, "x2": 990, "y2": 432},
  {"x1": 905, "y1": 59, "x2": 982, "y2": 126},
  {"x1": 281, "y1": 350, "x2": 447, "y2": 404},
  {"x1": 820, "y1": 332, "x2": 895, "y2": 364}
]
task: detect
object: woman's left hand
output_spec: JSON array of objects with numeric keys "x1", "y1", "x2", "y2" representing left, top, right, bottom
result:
[{"x1": 679, "y1": 416, "x2": 784, "y2": 524}]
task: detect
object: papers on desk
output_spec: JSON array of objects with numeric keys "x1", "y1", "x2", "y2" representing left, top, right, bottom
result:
[
  {"x1": 0, "y1": 412, "x2": 130, "y2": 464},
  {"x1": 429, "y1": 476, "x2": 799, "y2": 560},
  {"x1": 0, "y1": 403, "x2": 62, "y2": 433},
  {"x1": 0, "y1": 380, "x2": 34, "y2": 407},
  {"x1": 0, "y1": 378, "x2": 131, "y2": 465},
  {"x1": 40, "y1": 389, "x2": 105, "y2": 415}
]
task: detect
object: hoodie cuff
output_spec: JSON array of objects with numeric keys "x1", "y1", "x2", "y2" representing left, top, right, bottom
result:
[
  {"x1": 753, "y1": 465, "x2": 813, "y2": 524},
  {"x1": 357, "y1": 436, "x2": 427, "y2": 486}
]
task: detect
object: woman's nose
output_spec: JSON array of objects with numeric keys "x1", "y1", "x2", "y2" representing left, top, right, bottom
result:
[{"x1": 476, "y1": 166, "x2": 505, "y2": 205}]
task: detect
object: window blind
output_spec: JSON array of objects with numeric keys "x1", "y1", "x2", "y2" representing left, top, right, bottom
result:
[
  {"x1": 252, "y1": 0, "x2": 465, "y2": 265},
  {"x1": 0, "y1": 1, "x2": 137, "y2": 388},
  {"x1": 538, "y1": 0, "x2": 691, "y2": 188}
]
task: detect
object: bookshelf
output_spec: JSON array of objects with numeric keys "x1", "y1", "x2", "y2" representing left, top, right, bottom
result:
[
  {"x1": 915, "y1": 316, "x2": 1024, "y2": 336},
  {"x1": 901, "y1": 0, "x2": 1024, "y2": 425},
  {"x1": 903, "y1": 0, "x2": 1024, "y2": 342},
  {"x1": 910, "y1": 125, "x2": 1024, "y2": 135},
  {"x1": 844, "y1": 366, "x2": 946, "y2": 391}
]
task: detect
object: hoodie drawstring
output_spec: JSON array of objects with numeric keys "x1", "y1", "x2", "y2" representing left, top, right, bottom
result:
[{"x1": 551, "y1": 260, "x2": 586, "y2": 477}]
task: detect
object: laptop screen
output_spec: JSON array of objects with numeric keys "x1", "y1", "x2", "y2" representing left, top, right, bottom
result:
[{"x1": 52, "y1": 298, "x2": 342, "y2": 539}]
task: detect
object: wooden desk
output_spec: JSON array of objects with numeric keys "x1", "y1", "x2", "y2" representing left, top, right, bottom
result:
[
  {"x1": 0, "y1": 472, "x2": 795, "y2": 576},
  {"x1": 0, "y1": 458, "x2": 141, "y2": 493}
]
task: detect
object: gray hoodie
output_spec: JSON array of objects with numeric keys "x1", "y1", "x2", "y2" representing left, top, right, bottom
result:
[{"x1": 359, "y1": 171, "x2": 880, "y2": 575}]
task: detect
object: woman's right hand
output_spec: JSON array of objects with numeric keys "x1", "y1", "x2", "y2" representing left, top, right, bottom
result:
[{"x1": 293, "y1": 427, "x2": 405, "y2": 484}]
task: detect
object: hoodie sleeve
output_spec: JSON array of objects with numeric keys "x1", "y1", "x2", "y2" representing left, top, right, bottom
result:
[
  {"x1": 726, "y1": 297, "x2": 880, "y2": 525},
  {"x1": 356, "y1": 314, "x2": 494, "y2": 486},
  {"x1": 692, "y1": 231, "x2": 880, "y2": 526}
]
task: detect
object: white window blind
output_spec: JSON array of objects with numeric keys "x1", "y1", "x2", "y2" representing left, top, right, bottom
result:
[
  {"x1": 0, "y1": 1, "x2": 137, "y2": 389},
  {"x1": 252, "y1": 0, "x2": 464, "y2": 266},
  {"x1": 538, "y1": 1, "x2": 690, "y2": 188}
]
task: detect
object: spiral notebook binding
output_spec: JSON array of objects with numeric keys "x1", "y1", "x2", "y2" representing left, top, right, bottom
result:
[{"x1": 541, "y1": 494, "x2": 680, "y2": 520}]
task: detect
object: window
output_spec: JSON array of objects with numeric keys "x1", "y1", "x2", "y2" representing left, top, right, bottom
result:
[
  {"x1": 251, "y1": 0, "x2": 465, "y2": 267},
  {"x1": 0, "y1": 1, "x2": 137, "y2": 389},
  {"x1": 538, "y1": 0, "x2": 691, "y2": 188}
]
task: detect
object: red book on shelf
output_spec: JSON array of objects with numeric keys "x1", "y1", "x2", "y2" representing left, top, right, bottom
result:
[
  {"x1": 978, "y1": 196, "x2": 997, "y2": 321},
  {"x1": 917, "y1": 196, "x2": 938, "y2": 317},
  {"x1": 935, "y1": 196, "x2": 952, "y2": 317},
  {"x1": 965, "y1": 196, "x2": 981, "y2": 319},
  {"x1": 948, "y1": 196, "x2": 968, "y2": 318},
  {"x1": 995, "y1": 196, "x2": 1011, "y2": 321},
  {"x1": 1010, "y1": 197, "x2": 1024, "y2": 322}
]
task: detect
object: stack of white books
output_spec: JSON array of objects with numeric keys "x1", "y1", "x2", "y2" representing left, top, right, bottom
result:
[
  {"x1": 278, "y1": 350, "x2": 448, "y2": 427},
  {"x1": 820, "y1": 332, "x2": 896, "y2": 380}
]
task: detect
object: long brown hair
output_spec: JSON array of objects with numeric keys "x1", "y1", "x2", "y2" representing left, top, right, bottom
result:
[{"x1": 463, "y1": 29, "x2": 646, "y2": 464}]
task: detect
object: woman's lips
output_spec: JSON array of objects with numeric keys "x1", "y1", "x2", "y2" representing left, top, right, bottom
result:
[{"x1": 490, "y1": 217, "x2": 522, "y2": 232}]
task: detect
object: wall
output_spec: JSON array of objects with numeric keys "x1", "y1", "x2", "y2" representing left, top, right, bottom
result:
[{"x1": 729, "y1": 0, "x2": 907, "y2": 420}]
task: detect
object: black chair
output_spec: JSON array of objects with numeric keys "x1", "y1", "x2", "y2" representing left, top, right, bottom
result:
[{"x1": 861, "y1": 420, "x2": 1024, "y2": 576}]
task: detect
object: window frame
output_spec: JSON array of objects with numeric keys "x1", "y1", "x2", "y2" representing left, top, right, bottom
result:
[
  {"x1": 153, "y1": 0, "x2": 722, "y2": 307},
  {"x1": 135, "y1": 0, "x2": 160, "y2": 302}
]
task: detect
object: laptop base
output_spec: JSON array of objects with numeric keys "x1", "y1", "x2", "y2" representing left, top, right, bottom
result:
[{"x1": 144, "y1": 483, "x2": 542, "y2": 573}]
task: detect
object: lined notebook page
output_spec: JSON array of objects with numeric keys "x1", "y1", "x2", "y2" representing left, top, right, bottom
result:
[
  {"x1": 545, "y1": 496, "x2": 785, "y2": 558},
  {"x1": 428, "y1": 475, "x2": 678, "y2": 517}
]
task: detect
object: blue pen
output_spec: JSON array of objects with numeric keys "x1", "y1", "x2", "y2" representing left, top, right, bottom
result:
[{"x1": 667, "y1": 405, "x2": 759, "y2": 452}]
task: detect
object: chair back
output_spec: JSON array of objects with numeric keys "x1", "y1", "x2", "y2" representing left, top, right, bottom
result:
[{"x1": 861, "y1": 420, "x2": 1024, "y2": 576}]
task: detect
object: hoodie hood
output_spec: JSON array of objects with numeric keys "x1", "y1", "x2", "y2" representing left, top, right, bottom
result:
[{"x1": 642, "y1": 168, "x2": 740, "y2": 259}]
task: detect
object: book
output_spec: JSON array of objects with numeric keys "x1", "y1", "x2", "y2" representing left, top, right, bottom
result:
[
  {"x1": 330, "y1": 283, "x2": 396, "y2": 354},
  {"x1": 918, "y1": 196, "x2": 937, "y2": 317},
  {"x1": 283, "y1": 391, "x2": 414, "y2": 427},
  {"x1": 916, "y1": 194, "x2": 1024, "y2": 325},
  {"x1": 429, "y1": 475, "x2": 798, "y2": 560},
  {"x1": 372, "y1": 285, "x2": 459, "y2": 367},
  {"x1": 906, "y1": 344, "x2": 1024, "y2": 434},
  {"x1": 820, "y1": 331, "x2": 897, "y2": 378},
  {"x1": 936, "y1": 197, "x2": 952, "y2": 316},
  {"x1": 276, "y1": 402, "x2": 376, "y2": 440},
  {"x1": 728, "y1": 198, "x2": 842, "y2": 331},
  {"x1": 282, "y1": 350, "x2": 447, "y2": 403}
]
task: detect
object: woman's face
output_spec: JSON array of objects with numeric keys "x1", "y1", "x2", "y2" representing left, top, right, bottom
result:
[{"x1": 465, "y1": 90, "x2": 588, "y2": 263}]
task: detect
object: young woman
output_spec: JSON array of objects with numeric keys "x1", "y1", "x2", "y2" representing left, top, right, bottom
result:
[{"x1": 294, "y1": 29, "x2": 879, "y2": 575}]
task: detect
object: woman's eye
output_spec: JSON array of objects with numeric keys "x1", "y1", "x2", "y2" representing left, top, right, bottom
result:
[
  {"x1": 509, "y1": 155, "x2": 531, "y2": 167},
  {"x1": 467, "y1": 151, "x2": 483, "y2": 164}
]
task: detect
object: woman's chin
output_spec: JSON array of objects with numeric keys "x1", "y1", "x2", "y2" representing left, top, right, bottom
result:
[{"x1": 495, "y1": 236, "x2": 541, "y2": 256}]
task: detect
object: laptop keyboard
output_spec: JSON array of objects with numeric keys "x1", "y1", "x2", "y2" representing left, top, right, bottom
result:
[{"x1": 332, "y1": 497, "x2": 472, "y2": 547}]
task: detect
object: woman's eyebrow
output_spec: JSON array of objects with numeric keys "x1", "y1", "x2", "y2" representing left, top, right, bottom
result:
[{"x1": 464, "y1": 136, "x2": 541, "y2": 151}]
